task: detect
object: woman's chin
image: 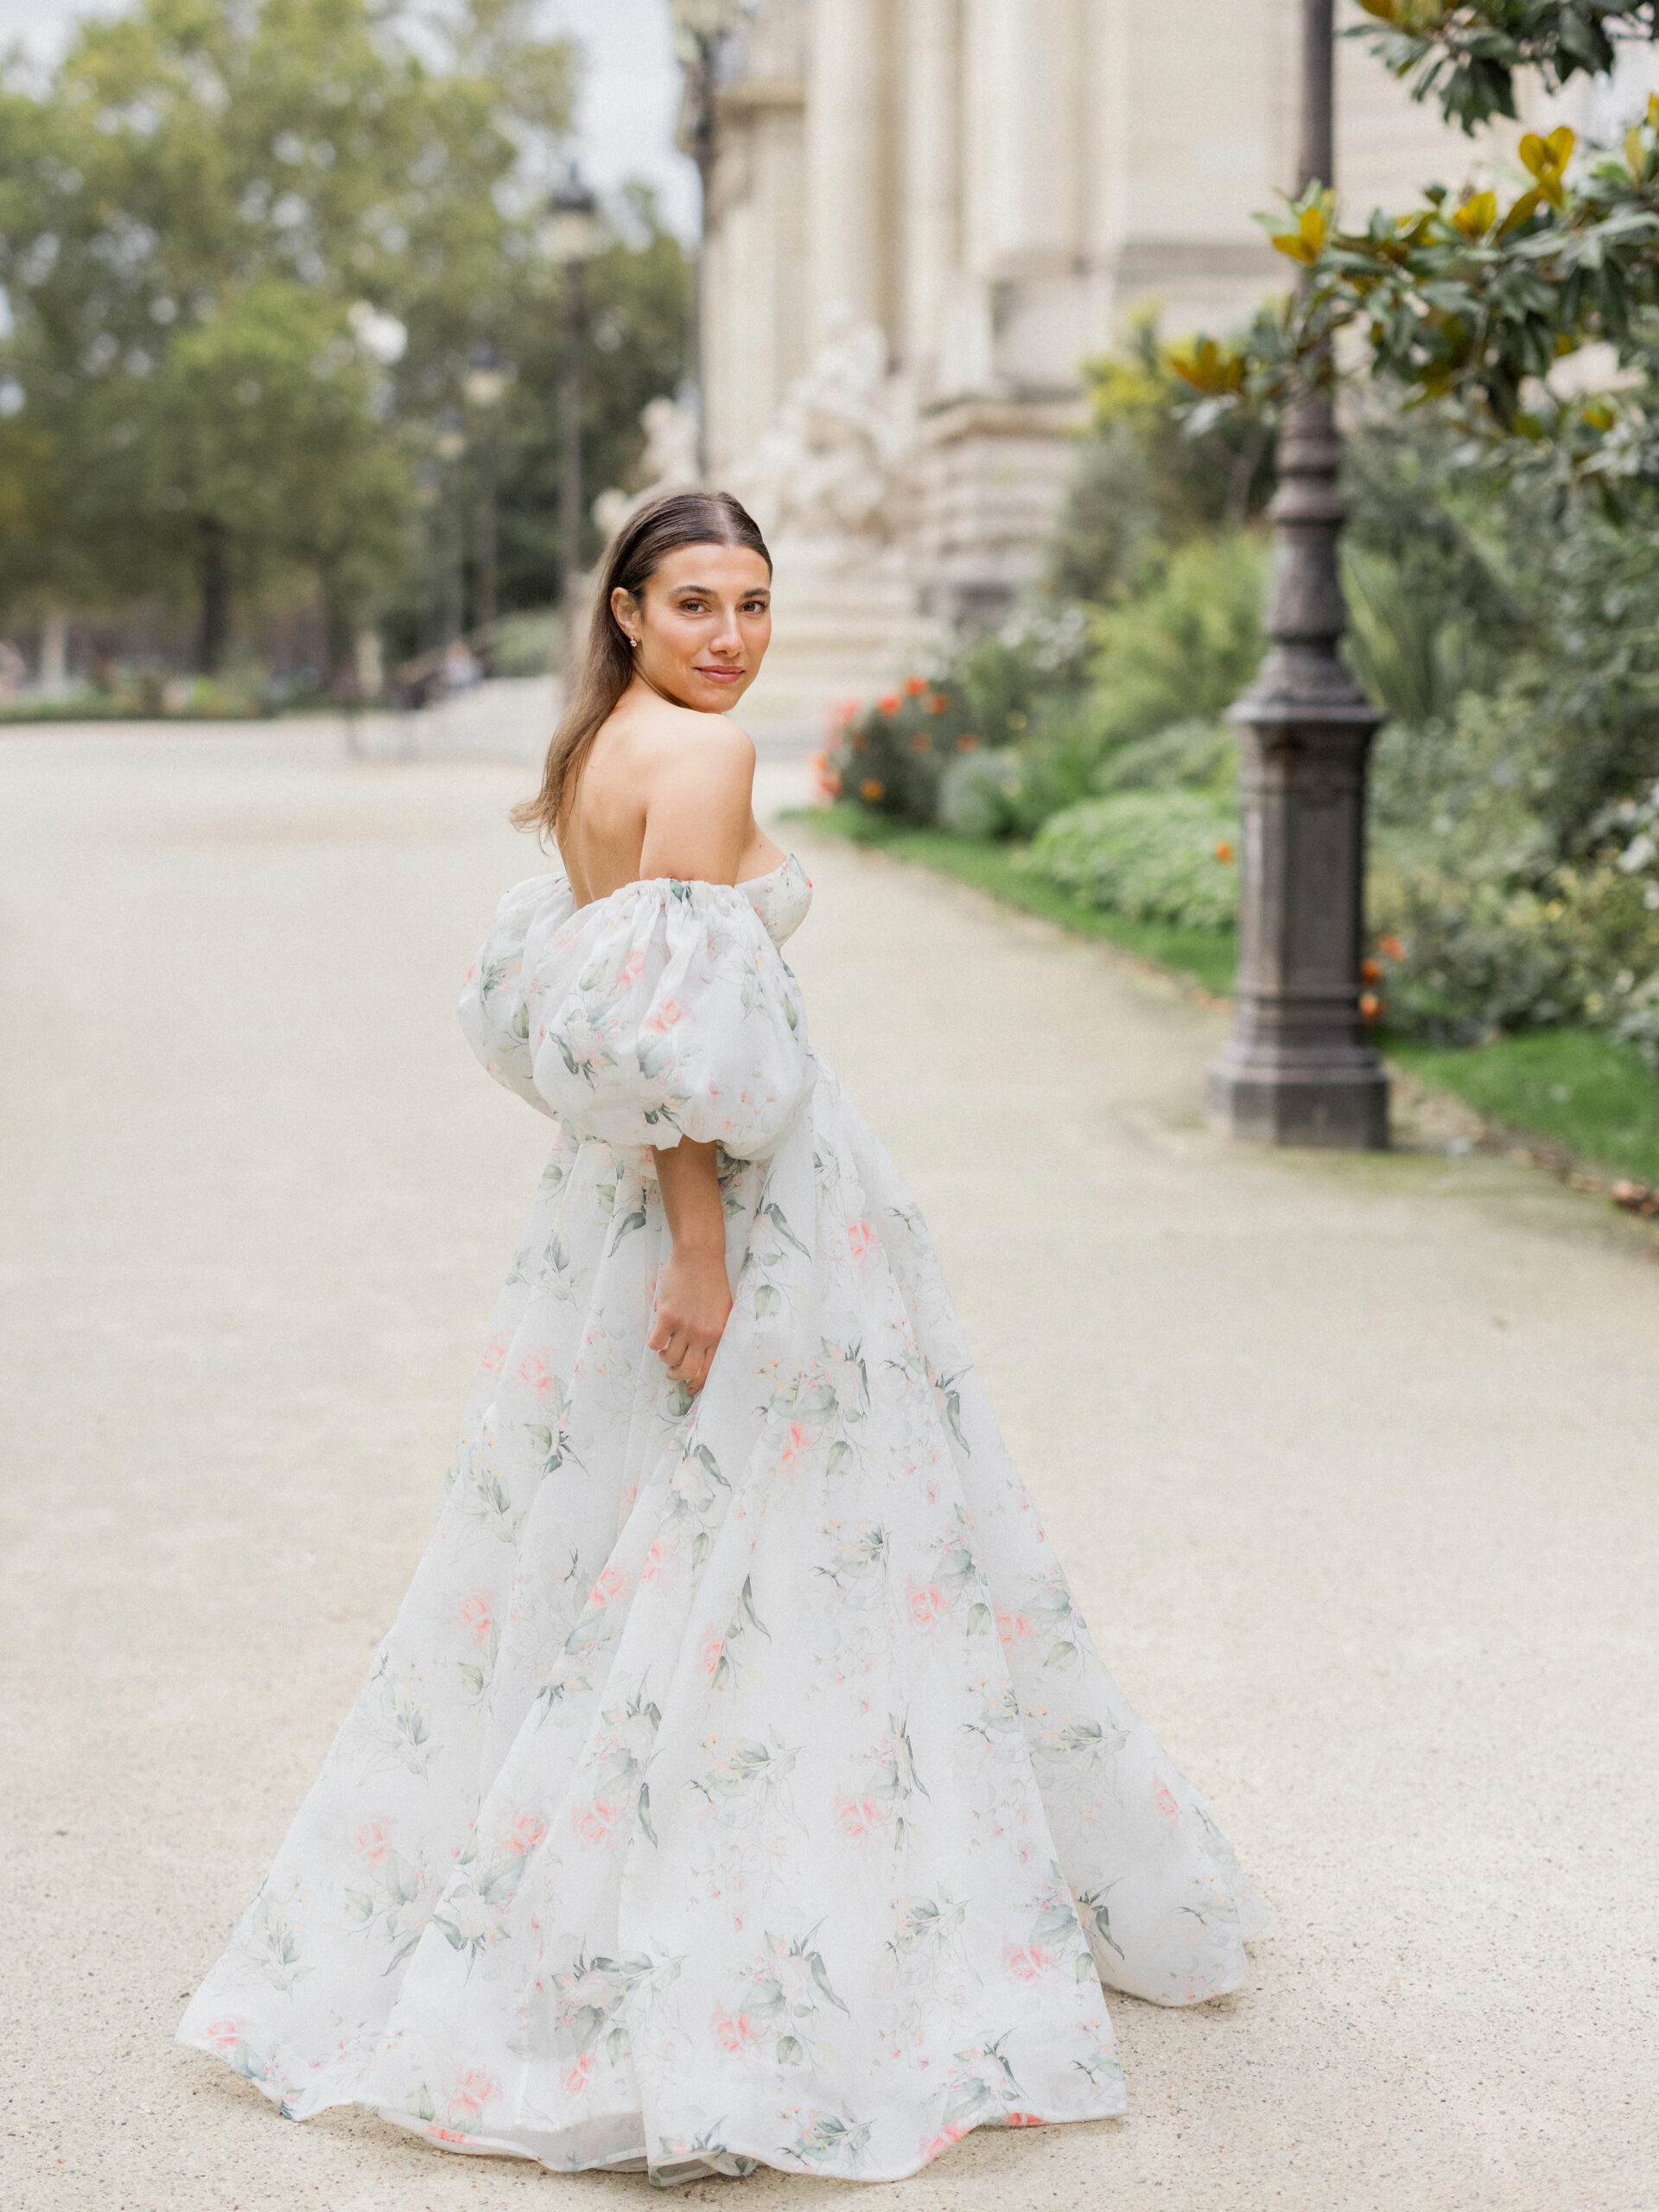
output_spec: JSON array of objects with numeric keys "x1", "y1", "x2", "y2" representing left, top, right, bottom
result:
[{"x1": 684, "y1": 675, "x2": 750, "y2": 711}]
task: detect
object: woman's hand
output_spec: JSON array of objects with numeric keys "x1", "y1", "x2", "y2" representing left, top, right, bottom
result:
[
  {"x1": 648, "y1": 1245, "x2": 733, "y2": 1395},
  {"x1": 649, "y1": 1137, "x2": 731, "y2": 1395}
]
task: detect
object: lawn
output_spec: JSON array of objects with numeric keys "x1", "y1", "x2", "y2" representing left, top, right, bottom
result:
[
  {"x1": 1389, "y1": 1029, "x2": 1659, "y2": 1188},
  {"x1": 791, "y1": 804, "x2": 1659, "y2": 1189}
]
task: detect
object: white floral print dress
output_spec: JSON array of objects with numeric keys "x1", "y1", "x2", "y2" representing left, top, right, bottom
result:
[{"x1": 179, "y1": 854, "x2": 1263, "y2": 2186}]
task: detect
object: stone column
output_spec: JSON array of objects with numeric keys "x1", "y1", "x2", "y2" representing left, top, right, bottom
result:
[
  {"x1": 902, "y1": 0, "x2": 962, "y2": 382},
  {"x1": 808, "y1": 0, "x2": 898, "y2": 342}
]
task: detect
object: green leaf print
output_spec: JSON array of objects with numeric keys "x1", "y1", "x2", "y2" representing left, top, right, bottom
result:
[
  {"x1": 753, "y1": 1283, "x2": 782, "y2": 1319},
  {"x1": 760, "y1": 1200, "x2": 810, "y2": 1258},
  {"x1": 777, "y1": 2034, "x2": 804, "y2": 2065}
]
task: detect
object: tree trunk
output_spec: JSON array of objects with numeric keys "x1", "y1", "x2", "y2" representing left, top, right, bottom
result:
[
  {"x1": 195, "y1": 517, "x2": 232, "y2": 675},
  {"x1": 317, "y1": 554, "x2": 356, "y2": 694}
]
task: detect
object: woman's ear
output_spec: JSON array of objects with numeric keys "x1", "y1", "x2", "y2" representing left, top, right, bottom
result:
[{"x1": 610, "y1": 586, "x2": 640, "y2": 650}]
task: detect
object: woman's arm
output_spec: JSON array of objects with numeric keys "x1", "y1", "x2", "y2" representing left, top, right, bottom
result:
[
  {"x1": 647, "y1": 1139, "x2": 731, "y2": 1395},
  {"x1": 641, "y1": 715, "x2": 755, "y2": 1390}
]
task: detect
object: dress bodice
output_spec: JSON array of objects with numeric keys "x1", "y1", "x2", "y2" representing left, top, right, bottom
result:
[{"x1": 739, "y1": 852, "x2": 811, "y2": 950}]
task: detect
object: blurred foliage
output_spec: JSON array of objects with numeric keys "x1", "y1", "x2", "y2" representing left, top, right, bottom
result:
[
  {"x1": 0, "y1": 0, "x2": 688, "y2": 677},
  {"x1": 1047, "y1": 320, "x2": 1275, "y2": 605}
]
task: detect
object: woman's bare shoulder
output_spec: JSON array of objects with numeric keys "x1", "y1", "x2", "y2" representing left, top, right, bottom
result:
[{"x1": 620, "y1": 699, "x2": 755, "y2": 794}]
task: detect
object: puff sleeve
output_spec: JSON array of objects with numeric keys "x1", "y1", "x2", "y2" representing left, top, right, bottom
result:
[
  {"x1": 461, "y1": 875, "x2": 813, "y2": 1158},
  {"x1": 456, "y1": 872, "x2": 573, "y2": 1117}
]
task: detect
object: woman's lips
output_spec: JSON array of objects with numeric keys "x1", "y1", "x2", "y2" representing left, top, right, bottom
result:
[{"x1": 696, "y1": 664, "x2": 743, "y2": 683}]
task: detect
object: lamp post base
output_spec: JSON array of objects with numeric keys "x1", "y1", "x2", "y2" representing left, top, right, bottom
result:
[{"x1": 1208, "y1": 1039, "x2": 1389, "y2": 1149}]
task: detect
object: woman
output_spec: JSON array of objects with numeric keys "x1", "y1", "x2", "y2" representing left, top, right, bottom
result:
[{"x1": 181, "y1": 490, "x2": 1262, "y2": 2184}]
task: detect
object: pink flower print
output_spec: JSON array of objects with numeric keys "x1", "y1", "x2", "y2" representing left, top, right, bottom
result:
[
  {"x1": 640, "y1": 1539, "x2": 668, "y2": 1586},
  {"x1": 451, "y1": 2066, "x2": 500, "y2": 2120},
  {"x1": 907, "y1": 1581, "x2": 948, "y2": 1631},
  {"x1": 778, "y1": 1421, "x2": 811, "y2": 1474},
  {"x1": 504, "y1": 1810, "x2": 549, "y2": 1858},
  {"x1": 995, "y1": 1605, "x2": 1034, "y2": 1649},
  {"x1": 1003, "y1": 1942, "x2": 1054, "y2": 1983},
  {"x1": 515, "y1": 1351, "x2": 558, "y2": 1402},
  {"x1": 591, "y1": 1562, "x2": 629, "y2": 1608},
  {"x1": 699, "y1": 1627, "x2": 726, "y2": 1678},
  {"x1": 1151, "y1": 1777, "x2": 1179, "y2": 1820},
  {"x1": 464, "y1": 961, "x2": 477, "y2": 985},
  {"x1": 617, "y1": 948, "x2": 645, "y2": 986},
  {"x1": 1003, "y1": 2113, "x2": 1046, "y2": 2127},
  {"x1": 847, "y1": 1218, "x2": 876, "y2": 1262},
  {"x1": 712, "y1": 2010, "x2": 760, "y2": 2056},
  {"x1": 562, "y1": 2053, "x2": 595, "y2": 2097},
  {"x1": 924, "y1": 2123, "x2": 968, "y2": 2161},
  {"x1": 642, "y1": 995, "x2": 686, "y2": 1034},
  {"x1": 204, "y1": 2018, "x2": 246, "y2": 2056},
  {"x1": 478, "y1": 1334, "x2": 508, "y2": 1378},
  {"x1": 455, "y1": 1590, "x2": 494, "y2": 1645},
  {"x1": 572, "y1": 1796, "x2": 626, "y2": 1848},
  {"x1": 353, "y1": 1817, "x2": 393, "y2": 1869},
  {"x1": 833, "y1": 1791, "x2": 889, "y2": 1841},
  {"x1": 429, "y1": 2126, "x2": 468, "y2": 2144}
]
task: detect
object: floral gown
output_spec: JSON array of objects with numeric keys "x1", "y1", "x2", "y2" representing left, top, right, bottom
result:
[{"x1": 179, "y1": 854, "x2": 1262, "y2": 2186}]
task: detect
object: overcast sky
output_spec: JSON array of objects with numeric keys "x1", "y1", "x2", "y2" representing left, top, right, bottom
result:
[{"x1": 0, "y1": 0, "x2": 698, "y2": 235}]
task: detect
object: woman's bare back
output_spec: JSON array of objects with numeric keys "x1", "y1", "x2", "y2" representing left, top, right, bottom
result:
[{"x1": 561, "y1": 681, "x2": 782, "y2": 909}]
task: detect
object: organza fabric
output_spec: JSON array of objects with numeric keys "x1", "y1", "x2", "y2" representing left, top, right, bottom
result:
[{"x1": 179, "y1": 854, "x2": 1261, "y2": 2185}]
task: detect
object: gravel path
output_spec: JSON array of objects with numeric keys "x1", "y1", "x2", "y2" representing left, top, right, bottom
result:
[{"x1": 3, "y1": 724, "x2": 1656, "y2": 2212}]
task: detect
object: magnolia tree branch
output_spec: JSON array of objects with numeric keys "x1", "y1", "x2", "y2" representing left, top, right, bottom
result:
[
  {"x1": 1174, "y1": 108, "x2": 1659, "y2": 493},
  {"x1": 1357, "y1": 3, "x2": 1659, "y2": 131}
]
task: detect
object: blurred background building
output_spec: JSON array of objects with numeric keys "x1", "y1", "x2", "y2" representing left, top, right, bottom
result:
[{"x1": 692, "y1": 0, "x2": 1510, "y2": 728}]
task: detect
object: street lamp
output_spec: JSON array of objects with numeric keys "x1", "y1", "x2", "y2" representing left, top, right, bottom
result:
[
  {"x1": 541, "y1": 162, "x2": 601, "y2": 629},
  {"x1": 463, "y1": 342, "x2": 513, "y2": 663},
  {"x1": 1207, "y1": 0, "x2": 1389, "y2": 1149},
  {"x1": 671, "y1": 0, "x2": 745, "y2": 477}
]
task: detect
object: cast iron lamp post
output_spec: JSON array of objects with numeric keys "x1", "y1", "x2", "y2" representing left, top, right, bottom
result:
[
  {"x1": 541, "y1": 163, "x2": 601, "y2": 626},
  {"x1": 462, "y1": 342, "x2": 512, "y2": 662},
  {"x1": 1208, "y1": 0, "x2": 1389, "y2": 1148},
  {"x1": 671, "y1": 0, "x2": 745, "y2": 477}
]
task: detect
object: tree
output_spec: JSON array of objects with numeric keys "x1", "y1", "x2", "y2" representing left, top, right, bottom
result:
[{"x1": 0, "y1": 0, "x2": 575, "y2": 672}]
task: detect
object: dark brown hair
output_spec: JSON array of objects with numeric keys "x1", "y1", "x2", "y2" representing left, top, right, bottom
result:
[{"x1": 512, "y1": 487, "x2": 772, "y2": 843}]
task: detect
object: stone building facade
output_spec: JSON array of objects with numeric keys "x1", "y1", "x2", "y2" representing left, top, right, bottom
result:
[{"x1": 686, "y1": 2, "x2": 1630, "y2": 731}]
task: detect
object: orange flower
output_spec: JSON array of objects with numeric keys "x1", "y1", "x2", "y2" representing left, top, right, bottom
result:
[
  {"x1": 910, "y1": 731, "x2": 931, "y2": 754},
  {"x1": 1379, "y1": 934, "x2": 1406, "y2": 961},
  {"x1": 879, "y1": 692, "x2": 900, "y2": 714},
  {"x1": 957, "y1": 734, "x2": 980, "y2": 753},
  {"x1": 1214, "y1": 839, "x2": 1234, "y2": 863},
  {"x1": 929, "y1": 692, "x2": 949, "y2": 713},
  {"x1": 904, "y1": 674, "x2": 927, "y2": 696},
  {"x1": 1359, "y1": 991, "x2": 1384, "y2": 1021},
  {"x1": 861, "y1": 778, "x2": 885, "y2": 803},
  {"x1": 1360, "y1": 957, "x2": 1382, "y2": 983}
]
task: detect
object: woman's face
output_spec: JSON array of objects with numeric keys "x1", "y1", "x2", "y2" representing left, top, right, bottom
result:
[{"x1": 613, "y1": 543, "x2": 772, "y2": 714}]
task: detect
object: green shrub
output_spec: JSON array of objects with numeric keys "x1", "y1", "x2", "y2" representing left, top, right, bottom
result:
[
  {"x1": 1091, "y1": 715, "x2": 1235, "y2": 795},
  {"x1": 1090, "y1": 531, "x2": 1265, "y2": 753},
  {"x1": 1017, "y1": 789, "x2": 1241, "y2": 930}
]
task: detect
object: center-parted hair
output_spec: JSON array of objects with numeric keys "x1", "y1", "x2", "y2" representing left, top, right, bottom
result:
[{"x1": 512, "y1": 488, "x2": 772, "y2": 844}]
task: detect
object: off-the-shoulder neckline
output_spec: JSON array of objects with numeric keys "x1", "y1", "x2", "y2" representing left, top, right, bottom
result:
[{"x1": 558, "y1": 852, "x2": 799, "y2": 918}]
